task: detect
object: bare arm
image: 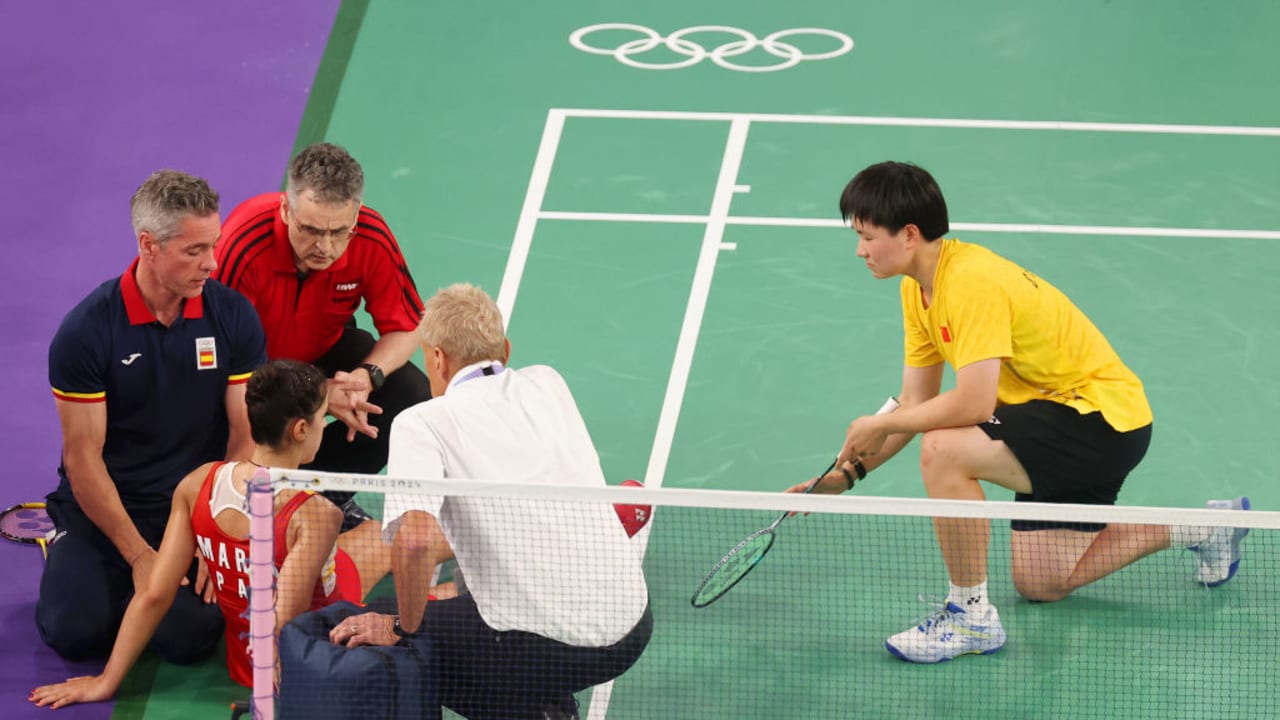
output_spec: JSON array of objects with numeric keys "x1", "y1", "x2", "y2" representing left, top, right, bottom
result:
[
  {"x1": 55, "y1": 399, "x2": 150, "y2": 565},
  {"x1": 876, "y1": 358, "x2": 1001, "y2": 438},
  {"x1": 793, "y1": 364, "x2": 944, "y2": 494},
  {"x1": 357, "y1": 330, "x2": 419, "y2": 377},
  {"x1": 837, "y1": 358, "x2": 1001, "y2": 471},
  {"x1": 392, "y1": 510, "x2": 446, "y2": 634},
  {"x1": 224, "y1": 381, "x2": 253, "y2": 461},
  {"x1": 275, "y1": 495, "x2": 343, "y2": 633},
  {"x1": 325, "y1": 509, "x2": 446, "y2": 649},
  {"x1": 29, "y1": 473, "x2": 201, "y2": 709}
]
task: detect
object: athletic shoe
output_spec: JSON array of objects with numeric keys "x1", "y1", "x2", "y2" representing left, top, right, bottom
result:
[
  {"x1": 885, "y1": 598, "x2": 1006, "y2": 663},
  {"x1": 1192, "y1": 496, "x2": 1251, "y2": 587}
]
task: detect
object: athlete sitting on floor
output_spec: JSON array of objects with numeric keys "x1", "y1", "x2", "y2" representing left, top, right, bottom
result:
[{"x1": 29, "y1": 359, "x2": 447, "y2": 706}]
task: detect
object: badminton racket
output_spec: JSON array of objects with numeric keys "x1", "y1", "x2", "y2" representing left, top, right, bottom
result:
[
  {"x1": 690, "y1": 396, "x2": 899, "y2": 608},
  {"x1": 1, "y1": 501, "x2": 56, "y2": 560}
]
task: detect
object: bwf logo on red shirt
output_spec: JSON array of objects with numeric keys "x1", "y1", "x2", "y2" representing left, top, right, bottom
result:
[
  {"x1": 335, "y1": 282, "x2": 359, "y2": 291},
  {"x1": 939, "y1": 326, "x2": 952, "y2": 343}
]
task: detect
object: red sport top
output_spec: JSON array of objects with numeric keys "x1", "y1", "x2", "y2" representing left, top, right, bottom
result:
[
  {"x1": 190, "y1": 462, "x2": 361, "y2": 687},
  {"x1": 215, "y1": 193, "x2": 425, "y2": 363}
]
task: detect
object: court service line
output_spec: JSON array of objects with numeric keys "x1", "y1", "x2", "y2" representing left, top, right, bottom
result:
[
  {"x1": 557, "y1": 107, "x2": 1280, "y2": 137},
  {"x1": 585, "y1": 118, "x2": 753, "y2": 720},
  {"x1": 537, "y1": 210, "x2": 1280, "y2": 240},
  {"x1": 496, "y1": 108, "x2": 567, "y2": 325}
]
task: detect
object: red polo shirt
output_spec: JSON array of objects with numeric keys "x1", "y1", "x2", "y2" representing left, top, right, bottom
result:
[{"x1": 215, "y1": 193, "x2": 425, "y2": 363}]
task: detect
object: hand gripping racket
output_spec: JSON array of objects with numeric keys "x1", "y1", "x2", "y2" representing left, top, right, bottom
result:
[
  {"x1": 690, "y1": 396, "x2": 900, "y2": 608},
  {"x1": 1, "y1": 501, "x2": 56, "y2": 560}
]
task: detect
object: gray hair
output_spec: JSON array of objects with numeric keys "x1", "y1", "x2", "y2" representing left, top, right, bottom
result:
[
  {"x1": 130, "y1": 170, "x2": 220, "y2": 243},
  {"x1": 419, "y1": 283, "x2": 507, "y2": 366},
  {"x1": 285, "y1": 142, "x2": 364, "y2": 207}
]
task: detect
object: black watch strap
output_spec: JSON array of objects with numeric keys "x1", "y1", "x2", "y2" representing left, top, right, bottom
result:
[
  {"x1": 359, "y1": 363, "x2": 385, "y2": 390},
  {"x1": 392, "y1": 615, "x2": 418, "y2": 638}
]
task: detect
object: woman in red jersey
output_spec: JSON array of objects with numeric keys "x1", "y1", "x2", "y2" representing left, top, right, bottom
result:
[{"x1": 30, "y1": 359, "x2": 396, "y2": 706}]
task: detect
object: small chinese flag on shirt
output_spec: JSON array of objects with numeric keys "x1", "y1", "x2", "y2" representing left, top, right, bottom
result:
[{"x1": 940, "y1": 326, "x2": 952, "y2": 343}]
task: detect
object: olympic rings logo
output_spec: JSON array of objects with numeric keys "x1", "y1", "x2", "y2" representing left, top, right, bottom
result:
[{"x1": 569, "y1": 24, "x2": 854, "y2": 72}]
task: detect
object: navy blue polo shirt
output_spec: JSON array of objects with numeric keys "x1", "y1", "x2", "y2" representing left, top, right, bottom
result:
[{"x1": 48, "y1": 259, "x2": 266, "y2": 511}]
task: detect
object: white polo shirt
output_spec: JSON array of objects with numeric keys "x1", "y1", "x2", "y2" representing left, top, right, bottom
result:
[{"x1": 383, "y1": 361, "x2": 649, "y2": 647}]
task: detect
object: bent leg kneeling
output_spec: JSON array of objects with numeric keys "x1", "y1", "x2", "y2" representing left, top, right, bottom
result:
[{"x1": 1010, "y1": 527, "x2": 1098, "y2": 603}]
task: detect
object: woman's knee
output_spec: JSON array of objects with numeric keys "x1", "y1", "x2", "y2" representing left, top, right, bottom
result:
[
  {"x1": 1012, "y1": 574, "x2": 1070, "y2": 603},
  {"x1": 918, "y1": 429, "x2": 978, "y2": 495}
]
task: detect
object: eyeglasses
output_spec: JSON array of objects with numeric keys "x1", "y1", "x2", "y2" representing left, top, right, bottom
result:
[{"x1": 288, "y1": 213, "x2": 358, "y2": 243}]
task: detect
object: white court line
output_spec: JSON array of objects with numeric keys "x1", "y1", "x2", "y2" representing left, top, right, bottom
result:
[
  {"x1": 586, "y1": 118, "x2": 753, "y2": 720},
  {"x1": 496, "y1": 109, "x2": 567, "y2": 326},
  {"x1": 643, "y1": 118, "x2": 751, "y2": 490},
  {"x1": 537, "y1": 210, "x2": 1280, "y2": 240},
  {"x1": 558, "y1": 107, "x2": 1280, "y2": 137}
]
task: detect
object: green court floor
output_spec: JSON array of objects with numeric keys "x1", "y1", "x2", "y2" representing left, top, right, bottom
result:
[{"x1": 125, "y1": 1, "x2": 1280, "y2": 718}]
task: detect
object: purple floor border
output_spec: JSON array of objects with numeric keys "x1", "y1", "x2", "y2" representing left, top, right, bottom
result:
[{"x1": 0, "y1": 3, "x2": 339, "y2": 717}]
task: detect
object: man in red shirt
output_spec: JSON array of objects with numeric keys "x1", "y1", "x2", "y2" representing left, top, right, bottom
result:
[{"x1": 216, "y1": 143, "x2": 432, "y2": 523}]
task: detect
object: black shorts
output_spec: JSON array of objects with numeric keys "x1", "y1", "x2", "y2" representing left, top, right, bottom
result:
[{"x1": 978, "y1": 400, "x2": 1152, "y2": 532}]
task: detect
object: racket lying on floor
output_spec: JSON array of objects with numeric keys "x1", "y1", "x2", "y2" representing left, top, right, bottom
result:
[
  {"x1": 690, "y1": 396, "x2": 900, "y2": 608},
  {"x1": 1, "y1": 501, "x2": 56, "y2": 560}
]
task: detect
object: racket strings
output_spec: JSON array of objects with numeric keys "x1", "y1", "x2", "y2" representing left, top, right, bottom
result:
[{"x1": 0, "y1": 504, "x2": 56, "y2": 542}]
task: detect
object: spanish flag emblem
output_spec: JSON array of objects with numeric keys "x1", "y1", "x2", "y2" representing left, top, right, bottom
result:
[{"x1": 196, "y1": 337, "x2": 218, "y2": 370}]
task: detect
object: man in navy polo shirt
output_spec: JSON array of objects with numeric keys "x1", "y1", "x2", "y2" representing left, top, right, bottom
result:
[{"x1": 37, "y1": 170, "x2": 267, "y2": 662}]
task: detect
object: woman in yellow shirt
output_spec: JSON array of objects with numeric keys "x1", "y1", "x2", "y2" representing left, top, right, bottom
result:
[{"x1": 791, "y1": 161, "x2": 1249, "y2": 664}]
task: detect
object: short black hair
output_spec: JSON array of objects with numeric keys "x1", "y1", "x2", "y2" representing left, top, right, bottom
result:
[
  {"x1": 838, "y1": 161, "x2": 949, "y2": 240},
  {"x1": 246, "y1": 360, "x2": 327, "y2": 448}
]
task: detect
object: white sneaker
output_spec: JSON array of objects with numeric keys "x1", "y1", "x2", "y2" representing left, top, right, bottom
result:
[
  {"x1": 885, "y1": 598, "x2": 1006, "y2": 663},
  {"x1": 1192, "y1": 496, "x2": 1251, "y2": 587}
]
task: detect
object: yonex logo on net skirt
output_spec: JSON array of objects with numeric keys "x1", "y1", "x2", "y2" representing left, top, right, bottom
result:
[{"x1": 569, "y1": 24, "x2": 854, "y2": 72}]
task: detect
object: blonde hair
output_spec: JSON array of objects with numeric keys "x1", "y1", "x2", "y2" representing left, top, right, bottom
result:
[{"x1": 419, "y1": 283, "x2": 506, "y2": 366}]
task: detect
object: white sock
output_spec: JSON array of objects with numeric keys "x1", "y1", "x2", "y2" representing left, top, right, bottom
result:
[
  {"x1": 948, "y1": 580, "x2": 990, "y2": 613},
  {"x1": 1170, "y1": 524, "x2": 1211, "y2": 548}
]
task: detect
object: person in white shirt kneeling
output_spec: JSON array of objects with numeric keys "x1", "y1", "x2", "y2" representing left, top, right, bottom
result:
[{"x1": 328, "y1": 282, "x2": 652, "y2": 720}]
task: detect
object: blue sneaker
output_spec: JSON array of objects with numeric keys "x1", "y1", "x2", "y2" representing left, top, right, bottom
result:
[
  {"x1": 886, "y1": 598, "x2": 1006, "y2": 663},
  {"x1": 1193, "y1": 496, "x2": 1251, "y2": 587}
]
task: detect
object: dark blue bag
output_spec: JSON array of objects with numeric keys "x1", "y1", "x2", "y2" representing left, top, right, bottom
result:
[{"x1": 278, "y1": 601, "x2": 441, "y2": 720}]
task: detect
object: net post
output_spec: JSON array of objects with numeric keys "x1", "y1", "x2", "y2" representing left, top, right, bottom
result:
[{"x1": 248, "y1": 466, "x2": 275, "y2": 720}]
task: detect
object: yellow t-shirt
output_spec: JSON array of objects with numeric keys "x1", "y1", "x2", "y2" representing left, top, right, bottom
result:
[{"x1": 901, "y1": 239, "x2": 1152, "y2": 432}]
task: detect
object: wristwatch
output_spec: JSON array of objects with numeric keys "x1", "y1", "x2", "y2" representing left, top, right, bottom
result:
[
  {"x1": 392, "y1": 615, "x2": 419, "y2": 638},
  {"x1": 359, "y1": 363, "x2": 385, "y2": 390}
]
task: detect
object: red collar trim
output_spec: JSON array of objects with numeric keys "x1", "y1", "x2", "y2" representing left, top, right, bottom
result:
[{"x1": 120, "y1": 257, "x2": 204, "y2": 325}]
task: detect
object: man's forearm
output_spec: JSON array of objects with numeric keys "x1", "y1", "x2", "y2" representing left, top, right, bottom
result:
[
  {"x1": 362, "y1": 331, "x2": 420, "y2": 375},
  {"x1": 66, "y1": 456, "x2": 149, "y2": 562},
  {"x1": 392, "y1": 540, "x2": 437, "y2": 634}
]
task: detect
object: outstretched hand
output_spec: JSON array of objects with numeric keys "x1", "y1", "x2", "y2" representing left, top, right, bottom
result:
[
  {"x1": 327, "y1": 372, "x2": 384, "y2": 441},
  {"x1": 783, "y1": 468, "x2": 846, "y2": 496},
  {"x1": 29, "y1": 675, "x2": 116, "y2": 709}
]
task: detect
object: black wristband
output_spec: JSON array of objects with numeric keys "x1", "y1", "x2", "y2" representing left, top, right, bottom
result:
[
  {"x1": 851, "y1": 458, "x2": 868, "y2": 482},
  {"x1": 841, "y1": 458, "x2": 869, "y2": 491}
]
